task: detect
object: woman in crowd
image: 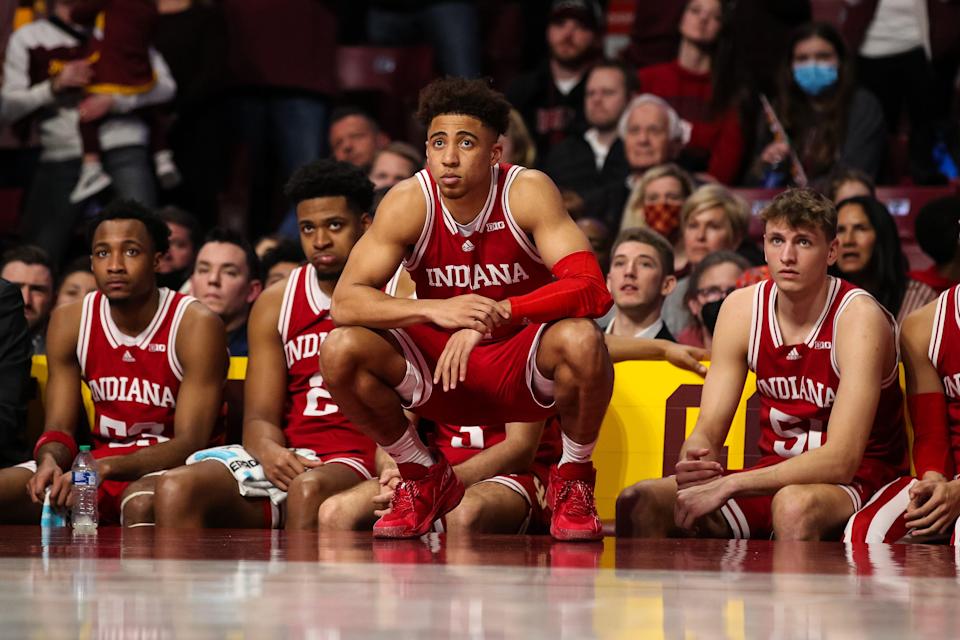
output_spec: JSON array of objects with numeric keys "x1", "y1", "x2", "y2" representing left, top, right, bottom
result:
[
  {"x1": 831, "y1": 195, "x2": 936, "y2": 324},
  {"x1": 54, "y1": 257, "x2": 96, "y2": 308},
  {"x1": 749, "y1": 22, "x2": 886, "y2": 185},
  {"x1": 636, "y1": 0, "x2": 744, "y2": 184},
  {"x1": 661, "y1": 183, "x2": 750, "y2": 335},
  {"x1": 677, "y1": 250, "x2": 749, "y2": 349},
  {"x1": 500, "y1": 108, "x2": 537, "y2": 168},
  {"x1": 619, "y1": 163, "x2": 696, "y2": 270}
]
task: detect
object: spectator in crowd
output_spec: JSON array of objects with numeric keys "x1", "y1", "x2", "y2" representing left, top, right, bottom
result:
[
  {"x1": 155, "y1": 0, "x2": 229, "y2": 229},
  {"x1": 157, "y1": 205, "x2": 200, "y2": 291},
  {"x1": 507, "y1": 0, "x2": 603, "y2": 158},
  {"x1": 823, "y1": 166, "x2": 875, "y2": 203},
  {"x1": 369, "y1": 142, "x2": 423, "y2": 191},
  {"x1": 620, "y1": 95, "x2": 684, "y2": 190},
  {"x1": 843, "y1": 0, "x2": 953, "y2": 184},
  {"x1": 260, "y1": 239, "x2": 304, "y2": 289},
  {"x1": 603, "y1": 227, "x2": 676, "y2": 341},
  {"x1": 499, "y1": 108, "x2": 537, "y2": 167},
  {"x1": 676, "y1": 250, "x2": 749, "y2": 348},
  {"x1": 636, "y1": 0, "x2": 744, "y2": 184},
  {"x1": 0, "y1": 245, "x2": 55, "y2": 355},
  {"x1": 365, "y1": 1, "x2": 481, "y2": 78},
  {"x1": 329, "y1": 107, "x2": 390, "y2": 172},
  {"x1": 910, "y1": 196, "x2": 960, "y2": 293},
  {"x1": 0, "y1": 278, "x2": 31, "y2": 468},
  {"x1": 54, "y1": 257, "x2": 96, "y2": 308},
  {"x1": 224, "y1": 0, "x2": 337, "y2": 239},
  {"x1": 190, "y1": 228, "x2": 263, "y2": 356},
  {"x1": 254, "y1": 235, "x2": 281, "y2": 260},
  {"x1": 576, "y1": 217, "x2": 612, "y2": 273},
  {"x1": 748, "y1": 22, "x2": 886, "y2": 185},
  {"x1": 619, "y1": 163, "x2": 696, "y2": 270},
  {"x1": 0, "y1": 0, "x2": 176, "y2": 261},
  {"x1": 542, "y1": 60, "x2": 634, "y2": 229},
  {"x1": 621, "y1": 0, "x2": 685, "y2": 70},
  {"x1": 831, "y1": 196, "x2": 936, "y2": 324},
  {"x1": 661, "y1": 184, "x2": 750, "y2": 336}
]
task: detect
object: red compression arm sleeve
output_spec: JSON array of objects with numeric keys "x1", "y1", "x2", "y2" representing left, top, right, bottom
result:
[
  {"x1": 507, "y1": 251, "x2": 613, "y2": 324},
  {"x1": 908, "y1": 392, "x2": 954, "y2": 479}
]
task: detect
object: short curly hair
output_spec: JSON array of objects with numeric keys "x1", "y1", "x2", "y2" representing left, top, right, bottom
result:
[
  {"x1": 760, "y1": 188, "x2": 837, "y2": 240},
  {"x1": 416, "y1": 77, "x2": 511, "y2": 136},
  {"x1": 87, "y1": 199, "x2": 170, "y2": 255},
  {"x1": 283, "y1": 159, "x2": 374, "y2": 215}
]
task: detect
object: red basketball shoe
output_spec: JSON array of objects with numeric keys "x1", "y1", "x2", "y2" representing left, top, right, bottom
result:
[
  {"x1": 547, "y1": 462, "x2": 603, "y2": 541},
  {"x1": 373, "y1": 458, "x2": 465, "y2": 539}
]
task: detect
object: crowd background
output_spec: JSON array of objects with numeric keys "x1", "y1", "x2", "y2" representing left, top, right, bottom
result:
[{"x1": 0, "y1": 0, "x2": 959, "y2": 367}]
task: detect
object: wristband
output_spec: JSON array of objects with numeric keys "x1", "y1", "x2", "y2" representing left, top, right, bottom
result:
[{"x1": 33, "y1": 431, "x2": 79, "y2": 463}]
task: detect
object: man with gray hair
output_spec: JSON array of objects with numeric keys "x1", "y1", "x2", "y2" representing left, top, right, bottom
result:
[{"x1": 619, "y1": 93, "x2": 686, "y2": 182}]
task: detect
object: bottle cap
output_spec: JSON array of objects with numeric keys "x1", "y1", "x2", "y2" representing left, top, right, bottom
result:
[{"x1": 79, "y1": 445, "x2": 91, "y2": 452}]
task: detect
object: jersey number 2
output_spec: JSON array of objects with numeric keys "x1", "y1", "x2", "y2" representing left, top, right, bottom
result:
[{"x1": 304, "y1": 374, "x2": 338, "y2": 417}]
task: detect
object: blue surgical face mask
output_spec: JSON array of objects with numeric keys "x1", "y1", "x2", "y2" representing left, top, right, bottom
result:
[{"x1": 792, "y1": 62, "x2": 838, "y2": 96}]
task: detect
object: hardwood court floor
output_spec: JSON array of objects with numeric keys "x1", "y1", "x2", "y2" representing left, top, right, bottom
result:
[{"x1": 1, "y1": 526, "x2": 959, "y2": 638}]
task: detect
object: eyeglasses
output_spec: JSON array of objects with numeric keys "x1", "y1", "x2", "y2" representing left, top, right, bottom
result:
[{"x1": 695, "y1": 286, "x2": 736, "y2": 302}]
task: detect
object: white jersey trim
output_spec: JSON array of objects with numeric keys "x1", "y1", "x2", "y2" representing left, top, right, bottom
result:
[
  {"x1": 304, "y1": 263, "x2": 330, "y2": 317},
  {"x1": 747, "y1": 282, "x2": 764, "y2": 372},
  {"x1": 167, "y1": 295, "x2": 197, "y2": 382},
  {"x1": 100, "y1": 288, "x2": 173, "y2": 349},
  {"x1": 501, "y1": 165, "x2": 544, "y2": 265},
  {"x1": 404, "y1": 170, "x2": 436, "y2": 271},
  {"x1": 767, "y1": 277, "x2": 840, "y2": 350},
  {"x1": 830, "y1": 289, "x2": 900, "y2": 387},
  {"x1": 438, "y1": 165, "x2": 499, "y2": 237},
  {"x1": 278, "y1": 265, "x2": 303, "y2": 344},
  {"x1": 928, "y1": 288, "x2": 950, "y2": 366},
  {"x1": 388, "y1": 327, "x2": 433, "y2": 410},
  {"x1": 77, "y1": 290, "x2": 97, "y2": 376}
]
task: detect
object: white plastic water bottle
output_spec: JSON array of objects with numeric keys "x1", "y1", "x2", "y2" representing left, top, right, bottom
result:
[{"x1": 71, "y1": 445, "x2": 98, "y2": 533}]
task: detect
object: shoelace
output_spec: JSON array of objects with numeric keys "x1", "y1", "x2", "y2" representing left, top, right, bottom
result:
[
  {"x1": 390, "y1": 480, "x2": 421, "y2": 514},
  {"x1": 556, "y1": 480, "x2": 598, "y2": 518}
]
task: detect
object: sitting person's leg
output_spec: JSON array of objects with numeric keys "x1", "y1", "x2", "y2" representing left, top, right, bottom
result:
[
  {"x1": 0, "y1": 465, "x2": 41, "y2": 524},
  {"x1": 285, "y1": 463, "x2": 368, "y2": 531},
  {"x1": 154, "y1": 460, "x2": 270, "y2": 529}
]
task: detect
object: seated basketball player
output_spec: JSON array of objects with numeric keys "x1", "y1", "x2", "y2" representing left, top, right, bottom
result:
[
  {"x1": 844, "y1": 287, "x2": 960, "y2": 544},
  {"x1": 616, "y1": 189, "x2": 908, "y2": 540},
  {"x1": 0, "y1": 200, "x2": 227, "y2": 527},
  {"x1": 153, "y1": 160, "x2": 381, "y2": 531},
  {"x1": 321, "y1": 78, "x2": 615, "y2": 541}
]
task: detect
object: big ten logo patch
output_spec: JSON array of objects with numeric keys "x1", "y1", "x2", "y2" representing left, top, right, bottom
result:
[{"x1": 661, "y1": 385, "x2": 763, "y2": 474}]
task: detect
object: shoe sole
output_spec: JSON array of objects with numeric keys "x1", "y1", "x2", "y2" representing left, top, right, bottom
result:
[
  {"x1": 550, "y1": 523, "x2": 604, "y2": 542},
  {"x1": 372, "y1": 482, "x2": 465, "y2": 539},
  {"x1": 70, "y1": 175, "x2": 112, "y2": 204}
]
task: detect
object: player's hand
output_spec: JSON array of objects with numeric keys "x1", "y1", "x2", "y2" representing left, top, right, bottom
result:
[
  {"x1": 761, "y1": 141, "x2": 790, "y2": 165},
  {"x1": 428, "y1": 295, "x2": 507, "y2": 333},
  {"x1": 905, "y1": 478, "x2": 960, "y2": 536},
  {"x1": 434, "y1": 328, "x2": 483, "y2": 392},
  {"x1": 665, "y1": 344, "x2": 708, "y2": 378},
  {"x1": 373, "y1": 467, "x2": 402, "y2": 517},
  {"x1": 52, "y1": 60, "x2": 92, "y2": 92},
  {"x1": 27, "y1": 458, "x2": 64, "y2": 504},
  {"x1": 675, "y1": 475, "x2": 731, "y2": 530},
  {"x1": 675, "y1": 448, "x2": 723, "y2": 490},
  {"x1": 77, "y1": 94, "x2": 115, "y2": 122},
  {"x1": 49, "y1": 468, "x2": 76, "y2": 509},
  {"x1": 260, "y1": 444, "x2": 322, "y2": 491}
]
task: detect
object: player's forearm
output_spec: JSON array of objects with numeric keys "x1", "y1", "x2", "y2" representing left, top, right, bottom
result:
[
  {"x1": 100, "y1": 438, "x2": 204, "y2": 480},
  {"x1": 605, "y1": 336, "x2": 670, "y2": 363},
  {"x1": 242, "y1": 419, "x2": 288, "y2": 459},
  {"x1": 452, "y1": 442, "x2": 537, "y2": 487},
  {"x1": 331, "y1": 284, "x2": 435, "y2": 328},
  {"x1": 680, "y1": 427, "x2": 728, "y2": 463},
  {"x1": 724, "y1": 446, "x2": 862, "y2": 497}
]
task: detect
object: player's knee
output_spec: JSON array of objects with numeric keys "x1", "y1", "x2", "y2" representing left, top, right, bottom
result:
[
  {"x1": 771, "y1": 486, "x2": 822, "y2": 541},
  {"x1": 319, "y1": 327, "x2": 365, "y2": 380},
  {"x1": 554, "y1": 319, "x2": 607, "y2": 369},
  {"x1": 615, "y1": 481, "x2": 663, "y2": 536},
  {"x1": 445, "y1": 496, "x2": 484, "y2": 533},
  {"x1": 288, "y1": 472, "x2": 337, "y2": 507},
  {"x1": 154, "y1": 469, "x2": 202, "y2": 525},
  {"x1": 317, "y1": 493, "x2": 353, "y2": 531},
  {"x1": 121, "y1": 492, "x2": 155, "y2": 527}
]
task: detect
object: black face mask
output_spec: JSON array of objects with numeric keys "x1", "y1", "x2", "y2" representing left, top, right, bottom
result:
[{"x1": 701, "y1": 299, "x2": 724, "y2": 335}]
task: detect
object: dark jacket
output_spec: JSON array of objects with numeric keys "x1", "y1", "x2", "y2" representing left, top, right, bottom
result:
[{"x1": 0, "y1": 279, "x2": 32, "y2": 467}]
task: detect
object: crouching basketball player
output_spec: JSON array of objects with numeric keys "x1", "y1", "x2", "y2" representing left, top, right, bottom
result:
[
  {"x1": 0, "y1": 200, "x2": 228, "y2": 526},
  {"x1": 154, "y1": 161, "x2": 382, "y2": 530},
  {"x1": 616, "y1": 189, "x2": 908, "y2": 540},
  {"x1": 844, "y1": 286, "x2": 960, "y2": 544},
  {"x1": 321, "y1": 78, "x2": 614, "y2": 541}
]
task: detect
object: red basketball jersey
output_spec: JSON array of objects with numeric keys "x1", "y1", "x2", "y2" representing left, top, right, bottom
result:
[
  {"x1": 927, "y1": 285, "x2": 960, "y2": 471},
  {"x1": 278, "y1": 264, "x2": 377, "y2": 459},
  {"x1": 434, "y1": 419, "x2": 562, "y2": 468},
  {"x1": 78, "y1": 288, "x2": 193, "y2": 455},
  {"x1": 747, "y1": 277, "x2": 907, "y2": 470},
  {"x1": 404, "y1": 163, "x2": 554, "y2": 339}
]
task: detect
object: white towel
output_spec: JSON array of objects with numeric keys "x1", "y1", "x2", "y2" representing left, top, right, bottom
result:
[{"x1": 186, "y1": 445, "x2": 320, "y2": 505}]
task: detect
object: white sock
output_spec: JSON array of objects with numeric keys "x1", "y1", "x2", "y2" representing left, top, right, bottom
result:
[
  {"x1": 382, "y1": 424, "x2": 434, "y2": 467},
  {"x1": 558, "y1": 432, "x2": 596, "y2": 467}
]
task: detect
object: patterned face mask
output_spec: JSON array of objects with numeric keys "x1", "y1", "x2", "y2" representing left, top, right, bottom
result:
[{"x1": 644, "y1": 202, "x2": 683, "y2": 238}]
